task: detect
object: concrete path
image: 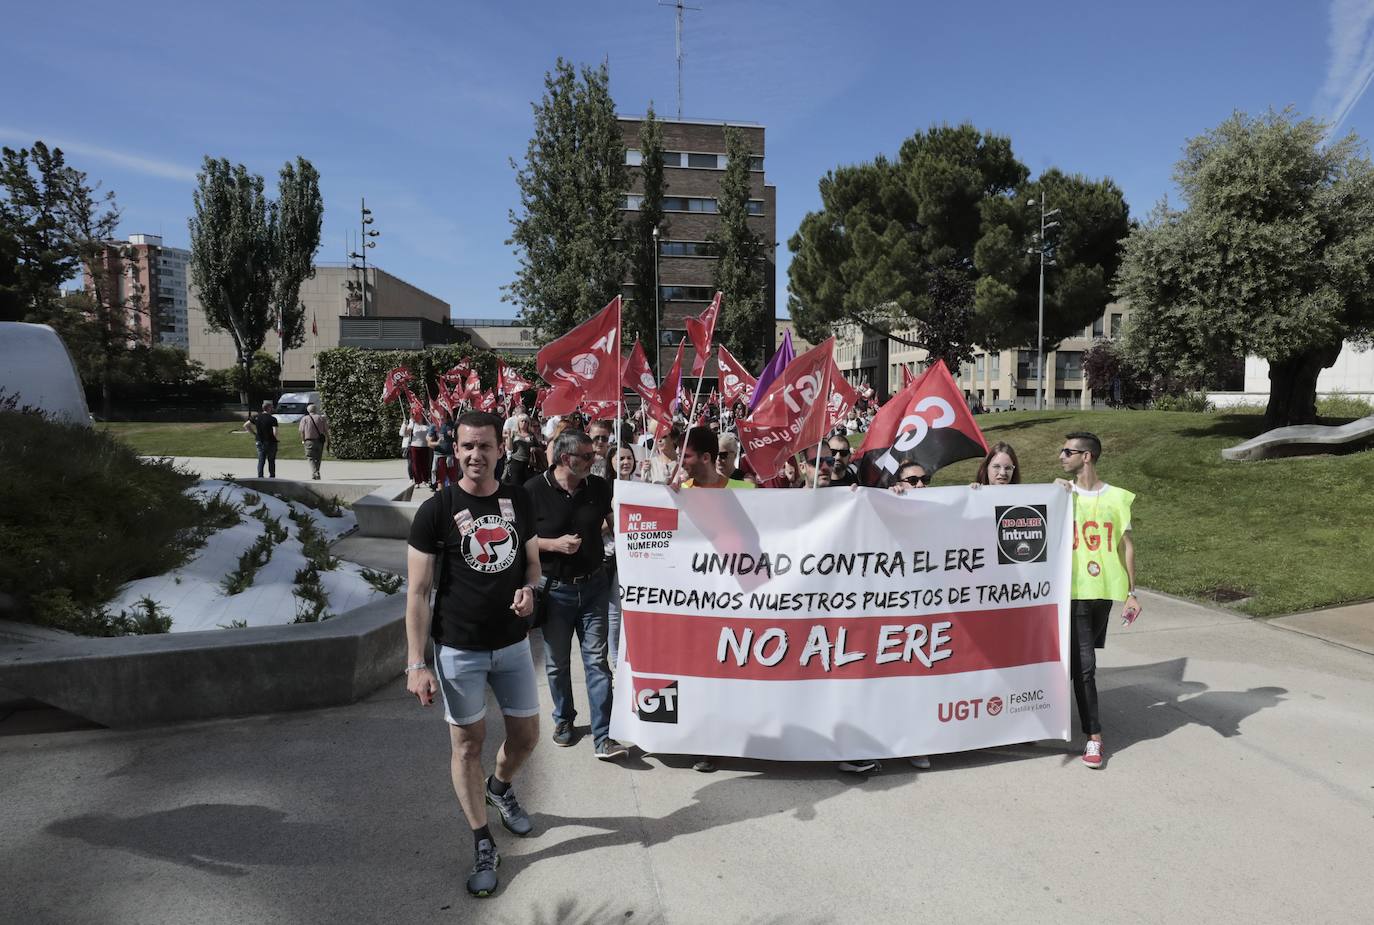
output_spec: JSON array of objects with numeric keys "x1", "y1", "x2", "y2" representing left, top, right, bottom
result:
[
  {"x1": 161, "y1": 455, "x2": 423, "y2": 485},
  {"x1": 3, "y1": 588, "x2": 1373, "y2": 924}
]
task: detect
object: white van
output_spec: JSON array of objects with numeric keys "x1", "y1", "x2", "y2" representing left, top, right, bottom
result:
[{"x1": 275, "y1": 391, "x2": 321, "y2": 423}]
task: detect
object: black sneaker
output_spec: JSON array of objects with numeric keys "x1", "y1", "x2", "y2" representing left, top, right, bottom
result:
[
  {"x1": 485, "y1": 777, "x2": 533, "y2": 836},
  {"x1": 466, "y1": 838, "x2": 500, "y2": 897},
  {"x1": 594, "y1": 738, "x2": 629, "y2": 760},
  {"x1": 552, "y1": 720, "x2": 574, "y2": 747}
]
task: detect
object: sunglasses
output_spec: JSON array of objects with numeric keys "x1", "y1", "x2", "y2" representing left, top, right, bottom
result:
[
  {"x1": 830, "y1": 446, "x2": 851, "y2": 456},
  {"x1": 901, "y1": 474, "x2": 931, "y2": 486},
  {"x1": 1059, "y1": 448, "x2": 1087, "y2": 457},
  {"x1": 815, "y1": 457, "x2": 835, "y2": 467},
  {"x1": 591, "y1": 435, "x2": 609, "y2": 443},
  {"x1": 567, "y1": 451, "x2": 596, "y2": 461}
]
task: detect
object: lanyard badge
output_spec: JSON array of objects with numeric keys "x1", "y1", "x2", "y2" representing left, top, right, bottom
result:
[
  {"x1": 453, "y1": 508, "x2": 476, "y2": 536},
  {"x1": 498, "y1": 497, "x2": 515, "y2": 522}
]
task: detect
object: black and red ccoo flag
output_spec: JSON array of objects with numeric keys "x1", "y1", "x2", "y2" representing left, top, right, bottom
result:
[{"x1": 856, "y1": 360, "x2": 988, "y2": 486}]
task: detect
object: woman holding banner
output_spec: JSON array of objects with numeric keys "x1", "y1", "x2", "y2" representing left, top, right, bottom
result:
[{"x1": 973, "y1": 442, "x2": 1021, "y2": 487}]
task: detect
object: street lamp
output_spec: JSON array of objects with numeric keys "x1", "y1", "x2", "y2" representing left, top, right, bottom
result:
[
  {"x1": 1026, "y1": 197, "x2": 1059, "y2": 411},
  {"x1": 652, "y1": 224, "x2": 662, "y2": 380},
  {"x1": 348, "y1": 198, "x2": 379, "y2": 316}
]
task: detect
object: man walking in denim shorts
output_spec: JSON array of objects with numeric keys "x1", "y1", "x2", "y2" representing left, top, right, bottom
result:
[{"x1": 405, "y1": 411, "x2": 543, "y2": 898}]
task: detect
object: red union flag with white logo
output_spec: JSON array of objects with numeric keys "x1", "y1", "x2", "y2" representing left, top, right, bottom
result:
[
  {"x1": 380, "y1": 366, "x2": 414, "y2": 404},
  {"x1": 684, "y1": 291, "x2": 721, "y2": 377},
  {"x1": 623, "y1": 339, "x2": 666, "y2": 418},
  {"x1": 608, "y1": 481, "x2": 1073, "y2": 760},
  {"x1": 857, "y1": 359, "x2": 988, "y2": 487},
  {"x1": 737, "y1": 338, "x2": 857, "y2": 479},
  {"x1": 497, "y1": 359, "x2": 533, "y2": 396},
  {"x1": 716, "y1": 343, "x2": 757, "y2": 407},
  {"x1": 439, "y1": 360, "x2": 471, "y2": 386},
  {"x1": 537, "y1": 296, "x2": 622, "y2": 415}
]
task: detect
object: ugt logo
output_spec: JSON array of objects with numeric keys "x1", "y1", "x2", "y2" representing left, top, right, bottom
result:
[
  {"x1": 634, "y1": 678, "x2": 679, "y2": 724},
  {"x1": 937, "y1": 698, "x2": 986, "y2": 723},
  {"x1": 876, "y1": 397, "x2": 957, "y2": 474}
]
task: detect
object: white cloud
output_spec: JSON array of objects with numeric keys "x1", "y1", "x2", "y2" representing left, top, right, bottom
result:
[
  {"x1": 1317, "y1": 0, "x2": 1374, "y2": 142},
  {"x1": 0, "y1": 128, "x2": 198, "y2": 182}
]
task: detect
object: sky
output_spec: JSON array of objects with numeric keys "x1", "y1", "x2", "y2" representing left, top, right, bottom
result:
[{"x1": 4, "y1": 0, "x2": 1374, "y2": 321}]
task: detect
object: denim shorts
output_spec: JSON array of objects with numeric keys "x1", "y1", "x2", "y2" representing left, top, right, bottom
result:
[{"x1": 432, "y1": 637, "x2": 540, "y2": 726}]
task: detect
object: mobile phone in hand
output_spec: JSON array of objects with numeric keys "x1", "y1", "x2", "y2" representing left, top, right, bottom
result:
[{"x1": 1121, "y1": 602, "x2": 1141, "y2": 626}]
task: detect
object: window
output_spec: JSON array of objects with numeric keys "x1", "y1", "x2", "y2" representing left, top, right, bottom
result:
[
  {"x1": 660, "y1": 240, "x2": 717, "y2": 257},
  {"x1": 747, "y1": 200, "x2": 764, "y2": 215},
  {"x1": 1092, "y1": 316, "x2": 1104, "y2": 338},
  {"x1": 661, "y1": 285, "x2": 715, "y2": 301},
  {"x1": 976, "y1": 354, "x2": 985, "y2": 377},
  {"x1": 625, "y1": 149, "x2": 643, "y2": 167},
  {"x1": 661, "y1": 152, "x2": 681, "y2": 167},
  {"x1": 687, "y1": 152, "x2": 720, "y2": 169},
  {"x1": 991, "y1": 353, "x2": 1000, "y2": 376},
  {"x1": 749, "y1": 156, "x2": 764, "y2": 172},
  {"x1": 1017, "y1": 349, "x2": 1037, "y2": 380},
  {"x1": 992, "y1": 389, "x2": 999, "y2": 402},
  {"x1": 1110, "y1": 313, "x2": 1123, "y2": 337},
  {"x1": 662, "y1": 196, "x2": 718, "y2": 213},
  {"x1": 621, "y1": 194, "x2": 644, "y2": 210},
  {"x1": 1056, "y1": 350, "x2": 1084, "y2": 380}
]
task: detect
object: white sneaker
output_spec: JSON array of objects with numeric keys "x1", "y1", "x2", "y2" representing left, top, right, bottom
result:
[
  {"x1": 909, "y1": 755, "x2": 931, "y2": 770},
  {"x1": 1082, "y1": 740, "x2": 1104, "y2": 769},
  {"x1": 838, "y1": 760, "x2": 879, "y2": 774}
]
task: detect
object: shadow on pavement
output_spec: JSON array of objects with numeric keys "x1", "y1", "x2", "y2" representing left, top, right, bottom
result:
[
  {"x1": 489, "y1": 895, "x2": 821, "y2": 925},
  {"x1": 1098, "y1": 657, "x2": 1287, "y2": 756},
  {"x1": 45, "y1": 803, "x2": 359, "y2": 877}
]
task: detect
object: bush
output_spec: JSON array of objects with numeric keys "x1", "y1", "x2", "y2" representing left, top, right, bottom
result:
[
  {"x1": 0, "y1": 410, "x2": 209, "y2": 633},
  {"x1": 1317, "y1": 390, "x2": 1374, "y2": 420},
  {"x1": 316, "y1": 346, "x2": 538, "y2": 459},
  {"x1": 205, "y1": 350, "x2": 282, "y2": 403},
  {"x1": 292, "y1": 565, "x2": 331, "y2": 622},
  {"x1": 1153, "y1": 392, "x2": 1214, "y2": 413},
  {"x1": 360, "y1": 567, "x2": 404, "y2": 595}
]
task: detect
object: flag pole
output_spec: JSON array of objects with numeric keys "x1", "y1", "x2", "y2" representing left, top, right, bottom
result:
[
  {"x1": 810, "y1": 354, "x2": 838, "y2": 489},
  {"x1": 668, "y1": 348, "x2": 709, "y2": 485}
]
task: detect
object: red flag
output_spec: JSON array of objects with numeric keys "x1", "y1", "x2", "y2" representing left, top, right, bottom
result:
[
  {"x1": 900, "y1": 364, "x2": 914, "y2": 388},
  {"x1": 708, "y1": 387, "x2": 719, "y2": 407},
  {"x1": 435, "y1": 383, "x2": 455, "y2": 414},
  {"x1": 537, "y1": 296, "x2": 622, "y2": 415},
  {"x1": 684, "y1": 291, "x2": 722, "y2": 377},
  {"x1": 440, "y1": 360, "x2": 471, "y2": 386},
  {"x1": 716, "y1": 343, "x2": 757, "y2": 407},
  {"x1": 476, "y1": 390, "x2": 498, "y2": 413},
  {"x1": 405, "y1": 389, "x2": 427, "y2": 424},
  {"x1": 381, "y1": 367, "x2": 414, "y2": 404},
  {"x1": 497, "y1": 359, "x2": 533, "y2": 395},
  {"x1": 652, "y1": 340, "x2": 687, "y2": 439},
  {"x1": 535, "y1": 387, "x2": 552, "y2": 410},
  {"x1": 463, "y1": 369, "x2": 482, "y2": 400},
  {"x1": 622, "y1": 340, "x2": 658, "y2": 402},
  {"x1": 825, "y1": 366, "x2": 862, "y2": 432},
  {"x1": 581, "y1": 400, "x2": 618, "y2": 420},
  {"x1": 856, "y1": 360, "x2": 988, "y2": 487},
  {"x1": 737, "y1": 338, "x2": 843, "y2": 480}
]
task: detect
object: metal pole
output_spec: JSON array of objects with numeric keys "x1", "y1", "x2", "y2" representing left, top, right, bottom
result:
[
  {"x1": 360, "y1": 198, "x2": 367, "y2": 317},
  {"x1": 653, "y1": 226, "x2": 662, "y2": 381},
  {"x1": 1037, "y1": 198, "x2": 1045, "y2": 412}
]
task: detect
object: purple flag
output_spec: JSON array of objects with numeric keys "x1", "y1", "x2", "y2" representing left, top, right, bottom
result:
[{"x1": 748, "y1": 329, "x2": 796, "y2": 413}]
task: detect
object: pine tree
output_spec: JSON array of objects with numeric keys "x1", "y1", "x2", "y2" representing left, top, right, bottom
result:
[
  {"x1": 711, "y1": 127, "x2": 769, "y2": 370},
  {"x1": 506, "y1": 59, "x2": 629, "y2": 342}
]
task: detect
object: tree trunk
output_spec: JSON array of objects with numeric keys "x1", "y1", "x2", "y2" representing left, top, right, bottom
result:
[
  {"x1": 239, "y1": 356, "x2": 252, "y2": 412},
  {"x1": 1264, "y1": 343, "x2": 1342, "y2": 429}
]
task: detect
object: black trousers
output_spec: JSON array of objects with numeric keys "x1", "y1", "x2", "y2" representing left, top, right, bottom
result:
[{"x1": 1070, "y1": 599, "x2": 1112, "y2": 736}]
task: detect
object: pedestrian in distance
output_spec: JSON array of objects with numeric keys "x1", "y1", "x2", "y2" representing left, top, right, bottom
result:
[
  {"x1": 297, "y1": 402, "x2": 329, "y2": 481},
  {"x1": 1055, "y1": 431, "x2": 1140, "y2": 769},
  {"x1": 404, "y1": 411, "x2": 543, "y2": 898},
  {"x1": 245, "y1": 400, "x2": 279, "y2": 478}
]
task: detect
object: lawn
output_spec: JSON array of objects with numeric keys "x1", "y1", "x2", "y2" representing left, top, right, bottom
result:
[
  {"x1": 101, "y1": 422, "x2": 310, "y2": 459},
  {"x1": 103, "y1": 411, "x2": 1374, "y2": 616},
  {"x1": 898, "y1": 409, "x2": 1374, "y2": 617}
]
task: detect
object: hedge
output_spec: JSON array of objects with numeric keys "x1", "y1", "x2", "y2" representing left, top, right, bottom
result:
[{"x1": 316, "y1": 346, "x2": 540, "y2": 459}]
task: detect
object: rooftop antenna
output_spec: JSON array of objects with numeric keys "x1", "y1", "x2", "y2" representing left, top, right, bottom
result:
[{"x1": 658, "y1": 0, "x2": 701, "y2": 119}]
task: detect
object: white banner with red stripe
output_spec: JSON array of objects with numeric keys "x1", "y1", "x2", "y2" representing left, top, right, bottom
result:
[{"x1": 609, "y1": 482, "x2": 1073, "y2": 760}]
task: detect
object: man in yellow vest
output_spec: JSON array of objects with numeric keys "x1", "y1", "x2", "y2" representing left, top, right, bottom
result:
[{"x1": 1058, "y1": 431, "x2": 1139, "y2": 769}]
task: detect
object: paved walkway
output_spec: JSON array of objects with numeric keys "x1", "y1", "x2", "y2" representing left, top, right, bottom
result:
[{"x1": 3, "y1": 588, "x2": 1373, "y2": 924}]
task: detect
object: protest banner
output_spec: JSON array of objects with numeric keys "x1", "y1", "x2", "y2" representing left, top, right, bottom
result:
[{"x1": 609, "y1": 481, "x2": 1072, "y2": 761}]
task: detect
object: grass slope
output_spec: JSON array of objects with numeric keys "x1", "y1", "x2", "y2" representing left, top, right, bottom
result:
[
  {"x1": 101, "y1": 422, "x2": 311, "y2": 459},
  {"x1": 908, "y1": 410, "x2": 1374, "y2": 617}
]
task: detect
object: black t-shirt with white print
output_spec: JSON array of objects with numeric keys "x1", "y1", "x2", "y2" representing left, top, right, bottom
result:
[{"x1": 407, "y1": 481, "x2": 534, "y2": 651}]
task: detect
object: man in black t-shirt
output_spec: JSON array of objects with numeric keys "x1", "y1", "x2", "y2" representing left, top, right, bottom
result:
[
  {"x1": 245, "y1": 400, "x2": 279, "y2": 478},
  {"x1": 523, "y1": 429, "x2": 627, "y2": 761},
  {"x1": 406, "y1": 411, "x2": 542, "y2": 899}
]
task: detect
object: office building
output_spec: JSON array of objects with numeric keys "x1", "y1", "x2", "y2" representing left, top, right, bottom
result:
[{"x1": 82, "y1": 233, "x2": 189, "y2": 349}]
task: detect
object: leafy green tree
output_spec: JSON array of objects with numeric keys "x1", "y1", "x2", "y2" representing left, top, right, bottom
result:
[
  {"x1": 711, "y1": 127, "x2": 770, "y2": 370},
  {"x1": 1118, "y1": 109, "x2": 1374, "y2": 427},
  {"x1": 0, "y1": 142, "x2": 83, "y2": 323},
  {"x1": 189, "y1": 158, "x2": 274, "y2": 407},
  {"x1": 269, "y1": 157, "x2": 324, "y2": 351},
  {"x1": 627, "y1": 103, "x2": 668, "y2": 368},
  {"x1": 506, "y1": 59, "x2": 629, "y2": 342},
  {"x1": 788, "y1": 124, "x2": 1128, "y2": 374}
]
